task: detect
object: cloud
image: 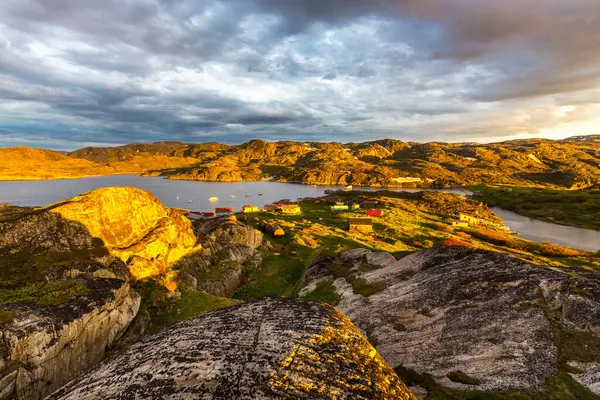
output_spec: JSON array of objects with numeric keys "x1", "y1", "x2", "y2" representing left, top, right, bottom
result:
[{"x1": 1, "y1": 0, "x2": 600, "y2": 149}]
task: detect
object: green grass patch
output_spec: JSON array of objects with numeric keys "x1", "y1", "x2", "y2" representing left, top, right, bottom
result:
[
  {"x1": 150, "y1": 290, "x2": 241, "y2": 332},
  {"x1": 302, "y1": 280, "x2": 340, "y2": 305},
  {"x1": 0, "y1": 280, "x2": 90, "y2": 305}
]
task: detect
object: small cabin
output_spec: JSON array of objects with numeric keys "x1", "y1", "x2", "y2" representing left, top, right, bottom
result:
[
  {"x1": 242, "y1": 205, "x2": 260, "y2": 213},
  {"x1": 348, "y1": 218, "x2": 373, "y2": 233},
  {"x1": 366, "y1": 209, "x2": 384, "y2": 217},
  {"x1": 459, "y1": 212, "x2": 478, "y2": 224},
  {"x1": 263, "y1": 205, "x2": 277, "y2": 212},
  {"x1": 281, "y1": 204, "x2": 301, "y2": 215},
  {"x1": 331, "y1": 202, "x2": 349, "y2": 211},
  {"x1": 202, "y1": 212, "x2": 216, "y2": 217},
  {"x1": 452, "y1": 219, "x2": 469, "y2": 227},
  {"x1": 350, "y1": 204, "x2": 360, "y2": 210}
]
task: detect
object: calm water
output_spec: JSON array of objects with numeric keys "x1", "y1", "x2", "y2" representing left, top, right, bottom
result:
[
  {"x1": 492, "y1": 208, "x2": 600, "y2": 252},
  {"x1": 0, "y1": 175, "x2": 346, "y2": 211},
  {"x1": 0, "y1": 175, "x2": 597, "y2": 251}
]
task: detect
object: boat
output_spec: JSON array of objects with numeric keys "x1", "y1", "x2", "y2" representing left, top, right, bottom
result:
[
  {"x1": 245, "y1": 194, "x2": 251, "y2": 197},
  {"x1": 188, "y1": 200, "x2": 193, "y2": 203},
  {"x1": 258, "y1": 193, "x2": 263, "y2": 196},
  {"x1": 209, "y1": 196, "x2": 218, "y2": 202},
  {"x1": 230, "y1": 195, "x2": 236, "y2": 198}
]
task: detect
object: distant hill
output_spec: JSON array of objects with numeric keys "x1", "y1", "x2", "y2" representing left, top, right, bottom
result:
[
  {"x1": 0, "y1": 146, "x2": 199, "y2": 181},
  {"x1": 2, "y1": 137, "x2": 599, "y2": 188}
]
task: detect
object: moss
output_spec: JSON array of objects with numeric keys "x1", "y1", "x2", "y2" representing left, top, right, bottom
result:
[
  {"x1": 0, "y1": 310, "x2": 16, "y2": 325},
  {"x1": 150, "y1": 290, "x2": 242, "y2": 332},
  {"x1": 351, "y1": 278, "x2": 387, "y2": 296},
  {"x1": 0, "y1": 280, "x2": 90, "y2": 305},
  {"x1": 560, "y1": 329, "x2": 600, "y2": 364},
  {"x1": 447, "y1": 370, "x2": 481, "y2": 385},
  {"x1": 302, "y1": 280, "x2": 340, "y2": 306}
]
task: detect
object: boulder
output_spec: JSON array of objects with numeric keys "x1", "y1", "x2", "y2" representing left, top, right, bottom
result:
[
  {"x1": 48, "y1": 298, "x2": 415, "y2": 400},
  {"x1": 299, "y1": 246, "x2": 600, "y2": 395},
  {"x1": 0, "y1": 278, "x2": 140, "y2": 400},
  {"x1": 44, "y1": 187, "x2": 198, "y2": 280}
]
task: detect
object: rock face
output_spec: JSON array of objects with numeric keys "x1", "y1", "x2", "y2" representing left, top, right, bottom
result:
[
  {"x1": 45, "y1": 187, "x2": 198, "y2": 280},
  {"x1": 299, "y1": 246, "x2": 600, "y2": 394},
  {"x1": 48, "y1": 297, "x2": 415, "y2": 400},
  {"x1": 175, "y1": 217, "x2": 264, "y2": 297},
  {"x1": 0, "y1": 278, "x2": 140, "y2": 400}
]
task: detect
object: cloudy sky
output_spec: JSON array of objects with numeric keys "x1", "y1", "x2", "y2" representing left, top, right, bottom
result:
[{"x1": 1, "y1": 0, "x2": 600, "y2": 150}]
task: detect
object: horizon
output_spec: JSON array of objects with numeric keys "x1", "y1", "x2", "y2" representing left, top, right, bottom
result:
[{"x1": 2, "y1": 1, "x2": 600, "y2": 150}]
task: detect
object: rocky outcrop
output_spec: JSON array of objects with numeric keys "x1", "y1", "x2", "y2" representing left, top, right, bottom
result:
[
  {"x1": 175, "y1": 217, "x2": 264, "y2": 297},
  {"x1": 44, "y1": 187, "x2": 198, "y2": 280},
  {"x1": 0, "y1": 278, "x2": 140, "y2": 400},
  {"x1": 48, "y1": 298, "x2": 415, "y2": 400},
  {"x1": 299, "y1": 246, "x2": 600, "y2": 395}
]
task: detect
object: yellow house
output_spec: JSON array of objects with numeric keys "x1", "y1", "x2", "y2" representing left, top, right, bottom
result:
[
  {"x1": 281, "y1": 204, "x2": 301, "y2": 215},
  {"x1": 459, "y1": 212, "x2": 478, "y2": 224},
  {"x1": 242, "y1": 205, "x2": 260, "y2": 213}
]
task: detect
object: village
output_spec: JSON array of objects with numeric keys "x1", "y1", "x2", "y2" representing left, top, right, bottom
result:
[{"x1": 178, "y1": 191, "x2": 494, "y2": 242}]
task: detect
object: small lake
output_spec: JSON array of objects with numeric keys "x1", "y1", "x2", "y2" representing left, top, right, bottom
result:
[
  {"x1": 0, "y1": 175, "x2": 597, "y2": 252},
  {"x1": 492, "y1": 208, "x2": 600, "y2": 252}
]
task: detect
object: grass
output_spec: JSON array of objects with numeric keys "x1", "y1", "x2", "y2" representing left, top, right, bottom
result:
[
  {"x1": 351, "y1": 278, "x2": 387, "y2": 296},
  {"x1": 148, "y1": 289, "x2": 242, "y2": 332},
  {"x1": 472, "y1": 185, "x2": 600, "y2": 231},
  {"x1": 302, "y1": 280, "x2": 341, "y2": 305},
  {"x1": 0, "y1": 280, "x2": 90, "y2": 305}
]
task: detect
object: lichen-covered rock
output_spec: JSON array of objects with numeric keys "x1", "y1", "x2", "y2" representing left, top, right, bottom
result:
[
  {"x1": 175, "y1": 218, "x2": 263, "y2": 296},
  {"x1": 48, "y1": 297, "x2": 415, "y2": 400},
  {"x1": 44, "y1": 187, "x2": 198, "y2": 279},
  {"x1": 299, "y1": 246, "x2": 600, "y2": 394},
  {"x1": 0, "y1": 279, "x2": 140, "y2": 400}
]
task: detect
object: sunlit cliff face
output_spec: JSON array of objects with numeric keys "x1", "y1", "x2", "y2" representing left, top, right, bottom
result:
[
  {"x1": 46, "y1": 187, "x2": 198, "y2": 286},
  {"x1": 1, "y1": 0, "x2": 600, "y2": 149}
]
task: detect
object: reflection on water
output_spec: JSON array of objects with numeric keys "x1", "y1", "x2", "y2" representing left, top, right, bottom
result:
[{"x1": 492, "y1": 207, "x2": 600, "y2": 252}]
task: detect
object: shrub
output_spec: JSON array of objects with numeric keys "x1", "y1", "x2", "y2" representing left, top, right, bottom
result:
[{"x1": 442, "y1": 238, "x2": 470, "y2": 247}]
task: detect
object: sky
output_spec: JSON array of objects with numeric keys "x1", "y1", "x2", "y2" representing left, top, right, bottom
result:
[{"x1": 1, "y1": 0, "x2": 600, "y2": 150}]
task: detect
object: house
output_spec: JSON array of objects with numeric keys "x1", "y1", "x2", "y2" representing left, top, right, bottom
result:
[
  {"x1": 242, "y1": 205, "x2": 260, "y2": 213},
  {"x1": 348, "y1": 218, "x2": 373, "y2": 233},
  {"x1": 263, "y1": 205, "x2": 277, "y2": 212},
  {"x1": 281, "y1": 204, "x2": 301, "y2": 215},
  {"x1": 459, "y1": 212, "x2": 478, "y2": 224},
  {"x1": 366, "y1": 209, "x2": 384, "y2": 217},
  {"x1": 202, "y1": 212, "x2": 216, "y2": 217},
  {"x1": 215, "y1": 207, "x2": 233, "y2": 217},
  {"x1": 452, "y1": 219, "x2": 469, "y2": 227},
  {"x1": 351, "y1": 204, "x2": 361, "y2": 210}
]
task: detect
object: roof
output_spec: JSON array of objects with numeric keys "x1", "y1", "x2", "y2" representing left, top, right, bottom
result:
[
  {"x1": 453, "y1": 219, "x2": 468, "y2": 223},
  {"x1": 348, "y1": 218, "x2": 373, "y2": 226},
  {"x1": 281, "y1": 204, "x2": 300, "y2": 209}
]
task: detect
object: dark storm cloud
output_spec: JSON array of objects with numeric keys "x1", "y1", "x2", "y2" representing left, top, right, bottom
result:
[{"x1": 1, "y1": 0, "x2": 600, "y2": 149}]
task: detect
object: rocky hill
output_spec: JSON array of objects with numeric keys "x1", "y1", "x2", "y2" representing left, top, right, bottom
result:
[
  {"x1": 2, "y1": 137, "x2": 599, "y2": 188},
  {"x1": 298, "y1": 246, "x2": 600, "y2": 398},
  {"x1": 73, "y1": 137, "x2": 600, "y2": 189},
  {"x1": 48, "y1": 297, "x2": 416, "y2": 400},
  {"x1": 0, "y1": 187, "x2": 199, "y2": 399}
]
